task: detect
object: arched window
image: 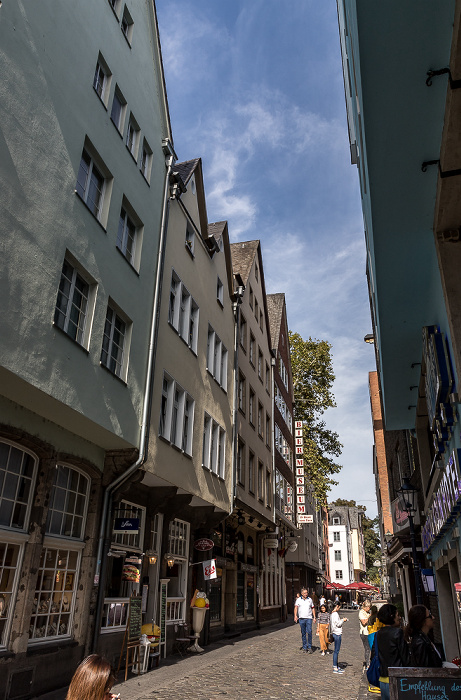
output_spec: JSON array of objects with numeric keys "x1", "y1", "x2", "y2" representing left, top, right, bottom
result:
[{"x1": 0, "y1": 440, "x2": 38, "y2": 649}]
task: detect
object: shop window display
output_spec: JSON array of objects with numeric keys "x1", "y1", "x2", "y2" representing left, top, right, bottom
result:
[
  {"x1": 0, "y1": 542, "x2": 21, "y2": 647},
  {"x1": 29, "y1": 547, "x2": 78, "y2": 641}
]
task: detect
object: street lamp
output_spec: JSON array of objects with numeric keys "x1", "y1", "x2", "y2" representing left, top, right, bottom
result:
[{"x1": 397, "y1": 478, "x2": 423, "y2": 604}]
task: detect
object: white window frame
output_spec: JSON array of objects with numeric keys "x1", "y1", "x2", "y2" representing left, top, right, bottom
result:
[
  {"x1": 158, "y1": 373, "x2": 195, "y2": 455},
  {"x1": 333, "y1": 531, "x2": 340, "y2": 542},
  {"x1": 100, "y1": 303, "x2": 131, "y2": 381},
  {"x1": 207, "y1": 325, "x2": 227, "y2": 390},
  {"x1": 121, "y1": 5, "x2": 134, "y2": 44},
  {"x1": 140, "y1": 139, "x2": 153, "y2": 183},
  {"x1": 110, "y1": 86, "x2": 127, "y2": 134},
  {"x1": 334, "y1": 550, "x2": 342, "y2": 561},
  {"x1": 217, "y1": 277, "x2": 223, "y2": 306},
  {"x1": 126, "y1": 113, "x2": 140, "y2": 159},
  {"x1": 117, "y1": 201, "x2": 143, "y2": 270},
  {"x1": 93, "y1": 54, "x2": 111, "y2": 107},
  {"x1": 45, "y1": 464, "x2": 90, "y2": 540},
  {"x1": 0, "y1": 440, "x2": 38, "y2": 532},
  {"x1": 202, "y1": 413, "x2": 225, "y2": 478},
  {"x1": 54, "y1": 257, "x2": 96, "y2": 348},
  {"x1": 76, "y1": 141, "x2": 112, "y2": 227},
  {"x1": 335, "y1": 570, "x2": 343, "y2": 580},
  {"x1": 166, "y1": 519, "x2": 189, "y2": 623},
  {"x1": 108, "y1": 0, "x2": 121, "y2": 17},
  {"x1": 169, "y1": 271, "x2": 199, "y2": 354}
]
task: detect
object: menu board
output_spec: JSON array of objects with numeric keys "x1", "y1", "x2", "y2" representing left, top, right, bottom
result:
[
  {"x1": 389, "y1": 667, "x2": 461, "y2": 700},
  {"x1": 128, "y1": 595, "x2": 142, "y2": 643}
]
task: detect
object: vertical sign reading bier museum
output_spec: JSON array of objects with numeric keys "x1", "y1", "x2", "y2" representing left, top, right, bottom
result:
[{"x1": 295, "y1": 421, "x2": 309, "y2": 524}]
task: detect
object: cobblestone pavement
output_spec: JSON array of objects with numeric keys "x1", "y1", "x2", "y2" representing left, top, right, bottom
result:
[{"x1": 115, "y1": 613, "x2": 376, "y2": 700}]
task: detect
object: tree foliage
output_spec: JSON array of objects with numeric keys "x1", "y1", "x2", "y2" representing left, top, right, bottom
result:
[
  {"x1": 289, "y1": 332, "x2": 342, "y2": 503},
  {"x1": 329, "y1": 499, "x2": 382, "y2": 583}
]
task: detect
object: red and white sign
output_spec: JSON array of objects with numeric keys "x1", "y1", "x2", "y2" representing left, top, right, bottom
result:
[
  {"x1": 297, "y1": 514, "x2": 310, "y2": 523},
  {"x1": 296, "y1": 459, "x2": 304, "y2": 467},
  {"x1": 297, "y1": 495, "x2": 305, "y2": 504},
  {"x1": 203, "y1": 559, "x2": 217, "y2": 580},
  {"x1": 194, "y1": 538, "x2": 214, "y2": 551},
  {"x1": 297, "y1": 486, "x2": 305, "y2": 495},
  {"x1": 295, "y1": 421, "x2": 303, "y2": 429},
  {"x1": 305, "y1": 515, "x2": 314, "y2": 523},
  {"x1": 296, "y1": 468, "x2": 304, "y2": 477},
  {"x1": 296, "y1": 446, "x2": 303, "y2": 454},
  {"x1": 295, "y1": 429, "x2": 303, "y2": 438},
  {"x1": 296, "y1": 477, "x2": 304, "y2": 485}
]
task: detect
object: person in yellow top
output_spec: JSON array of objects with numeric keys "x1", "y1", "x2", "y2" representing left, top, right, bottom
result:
[{"x1": 367, "y1": 605, "x2": 385, "y2": 648}]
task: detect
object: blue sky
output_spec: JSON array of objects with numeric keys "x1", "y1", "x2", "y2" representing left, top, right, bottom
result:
[{"x1": 156, "y1": 0, "x2": 378, "y2": 516}]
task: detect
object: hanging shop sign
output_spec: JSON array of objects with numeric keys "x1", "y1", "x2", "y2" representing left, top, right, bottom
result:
[
  {"x1": 264, "y1": 538, "x2": 279, "y2": 549},
  {"x1": 113, "y1": 517, "x2": 140, "y2": 534},
  {"x1": 295, "y1": 420, "x2": 306, "y2": 525},
  {"x1": 422, "y1": 448, "x2": 461, "y2": 552},
  {"x1": 194, "y1": 538, "x2": 214, "y2": 551},
  {"x1": 203, "y1": 559, "x2": 217, "y2": 580}
]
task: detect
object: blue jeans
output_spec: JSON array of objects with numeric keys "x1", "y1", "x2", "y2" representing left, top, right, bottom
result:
[
  {"x1": 299, "y1": 618, "x2": 313, "y2": 649},
  {"x1": 379, "y1": 681, "x2": 390, "y2": 700},
  {"x1": 332, "y1": 633, "x2": 342, "y2": 667}
]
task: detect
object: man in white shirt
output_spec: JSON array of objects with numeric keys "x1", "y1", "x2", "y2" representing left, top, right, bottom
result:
[{"x1": 294, "y1": 588, "x2": 317, "y2": 653}]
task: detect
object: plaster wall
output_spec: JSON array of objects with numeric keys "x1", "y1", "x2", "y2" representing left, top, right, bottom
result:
[
  {"x1": 0, "y1": 0, "x2": 170, "y2": 450},
  {"x1": 146, "y1": 183, "x2": 234, "y2": 512}
]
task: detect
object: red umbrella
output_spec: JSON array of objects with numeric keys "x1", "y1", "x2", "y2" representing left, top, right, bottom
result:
[
  {"x1": 345, "y1": 582, "x2": 378, "y2": 591},
  {"x1": 326, "y1": 582, "x2": 346, "y2": 589}
]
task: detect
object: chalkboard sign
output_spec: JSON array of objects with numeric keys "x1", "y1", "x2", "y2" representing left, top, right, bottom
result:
[
  {"x1": 159, "y1": 579, "x2": 169, "y2": 659},
  {"x1": 390, "y1": 667, "x2": 461, "y2": 700},
  {"x1": 128, "y1": 595, "x2": 142, "y2": 643}
]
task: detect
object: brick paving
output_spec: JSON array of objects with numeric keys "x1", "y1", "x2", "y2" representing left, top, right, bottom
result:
[{"x1": 115, "y1": 612, "x2": 376, "y2": 700}]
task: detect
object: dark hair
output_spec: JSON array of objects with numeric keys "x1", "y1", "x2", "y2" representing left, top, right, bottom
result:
[
  {"x1": 367, "y1": 605, "x2": 378, "y2": 628},
  {"x1": 404, "y1": 605, "x2": 428, "y2": 642},
  {"x1": 377, "y1": 603, "x2": 398, "y2": 626},
  {"x1": 66, "y1": 655, "x2": 115, "y2": 700}
]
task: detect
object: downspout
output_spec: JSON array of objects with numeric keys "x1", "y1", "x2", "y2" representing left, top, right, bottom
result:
[
  {"x1": 91, "y1": 138, "x2": 176, "y2": 652},
  {"x1": 231, "y1": 283, "x2": 245, "y2": 506}
]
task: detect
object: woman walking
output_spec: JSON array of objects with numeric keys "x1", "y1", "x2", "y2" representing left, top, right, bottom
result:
[
  {"x1": 330, "y1": 602, "x2": 348, "y2": 674},
  {"x1": 359, "y1": 600, "x2": 371, "y2": 668},
  {"x1": 404, "y1": 605, "x2": 443, "y2": 667},
  {"x1": 375, "y1": 604, "x2": 410, "y2": 700},
  {"x1": 316, "y1": 603, "x2": 331, "y2": 656}
]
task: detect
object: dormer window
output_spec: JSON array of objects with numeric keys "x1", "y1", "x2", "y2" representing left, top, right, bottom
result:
[{"x1": 332, "y1": 516, "x2": 340, "y2": 525}]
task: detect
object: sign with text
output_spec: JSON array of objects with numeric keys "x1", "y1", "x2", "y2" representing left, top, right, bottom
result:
[
  {"x1": 127, "y1": 595, "x2": 142, "y2": 643},
  {"x1": 159, "y1": 579, "x2": 169, "y2": 658},
  {"x1": 422, "y1": 448, "x2": 461, "y2": 552},
  {"x1": 389, "y1": 667, "x2": 461, "y2": 700},
  {"x1": 113, "y1": 518, "x2": 139, "y2": 534},
  {"x1": 194, "y1": 538, "x2": 214, "y2": 551},
  {"x1": 203, "y1": 559, "x2": 217, "y2": 580}
]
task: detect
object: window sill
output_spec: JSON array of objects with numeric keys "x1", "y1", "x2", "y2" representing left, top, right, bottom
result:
[
  {"x1": 116, "y1": 244, "x2": 140, "y2": 275},
  {"x1": 185, "y1": 242, "x2": 195, "y2": 259},
  {"x1": 122, "y1": 30, "x2": 132, "y2": 49},
  {"x1": 75, "y1": 191, "x2": 107, "y2": 232},
  {"x1": 126, "y1": 144, "x2": 138, "y2": 163},
  {"x1": 140, "y1": 170, "x2": 151, "y2": 186},
  {"x1": 27, "y1": 638, "x2": 78, "y2": 655},
  {"x1": 99, "y1": 362, "x2": 128, "y2": 386},
  {"x1": 93, "y1": 87, "x2": 109, "y2": 110},
  {"x1": 52, "y1": 322, "x2": 90, "y2": 354}
]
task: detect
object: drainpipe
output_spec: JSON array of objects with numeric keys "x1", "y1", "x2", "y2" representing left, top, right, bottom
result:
[
  {"x1": 91, "y1": 138, "x2": 176, "y2": 652},
  {"x1": 231, "y1": 280, "x2": 245, "y2": 507}
]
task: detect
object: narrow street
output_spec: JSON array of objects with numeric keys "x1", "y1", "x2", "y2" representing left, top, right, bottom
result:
[{"x1": 115, "y1": 613, "x2": 371, "y2": 700}]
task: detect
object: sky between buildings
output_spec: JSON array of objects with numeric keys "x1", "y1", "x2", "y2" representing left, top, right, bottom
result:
[{"x1": 156, "y1": 0, "x2": 378, "y2": 517}]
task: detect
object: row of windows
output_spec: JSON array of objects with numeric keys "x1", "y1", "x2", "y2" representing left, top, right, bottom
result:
[
  {"x1": 248, "y1": 285, "x2": 264, "y2": 334},
  {"x1": 108, "y1": 0, "x2": 134, "y2": 45},
  {"x1": 207, "y1": 326, "x2": 228, "y2": 391},
  {"x1": 159, "y1": 374, "x2": 194, "y2": 455},
  {"x1": 274, "y1": 424, "x2": 293, "y2": 468},
  {"x1": 76, "y1": 143, "x2": 144, "y2": 271},
  {"x1": 236, "y1": 439, "x2": 271, "y2": 506},
  {"x1": 168, "y1": 271, "x2": 199, "y2": 354},
  {"x1": 279, "y1": 357, "x2": 289, "y2": 392},
  {"x1": 275, "y1": 385, "x2": 293, "y2": 432},
  {"x1": 239, "y1": 316, "x2": 270, "y2": 391},
  {"x1": 92, "y1": 55, "x2": 153, "y2": 184},
  {"x1": 275, "y1": 469, "x2": 293, "y2": 521},
  {"x1": 238, "y1": 373, "x2": 271, "y2": 446},
  {"x1": 54, "y1": 257, "x2": 130, "y2": 380}
]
